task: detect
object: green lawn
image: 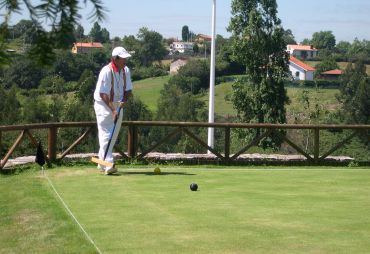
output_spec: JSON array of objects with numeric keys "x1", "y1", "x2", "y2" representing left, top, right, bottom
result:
[{"x1": 2, "y1": 165, "x2": 370, "y2": 253}]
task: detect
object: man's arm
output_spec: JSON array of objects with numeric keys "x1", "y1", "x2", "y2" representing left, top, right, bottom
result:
[{"x1": 100, "y1": 93, "x2": 118, "y2": 120}]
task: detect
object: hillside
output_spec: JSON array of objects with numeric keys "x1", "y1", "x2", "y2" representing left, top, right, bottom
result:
[{"x1": 134, "y1": 75, "x2": 341, "y2": 123}]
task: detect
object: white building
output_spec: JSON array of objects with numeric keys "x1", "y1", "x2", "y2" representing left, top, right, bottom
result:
[
  {"x1": 287, "y1": 44, "x2": 318, "y2": 60},
  {"x1": 289, "y1": 56, "x2": 315, "y2": 81},
  {"x1": 170, "y1": 41, "x2": 194, "y2": 53}
]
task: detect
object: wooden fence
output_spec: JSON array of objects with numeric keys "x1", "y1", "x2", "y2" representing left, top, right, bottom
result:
[{"x1": 1, "y1": 121, "x2": 370, "y2": 170}]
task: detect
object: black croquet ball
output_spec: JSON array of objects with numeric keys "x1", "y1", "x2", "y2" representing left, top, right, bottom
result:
[{"x1": 190, "y1": 183, "x2": 198, "y2": 191}]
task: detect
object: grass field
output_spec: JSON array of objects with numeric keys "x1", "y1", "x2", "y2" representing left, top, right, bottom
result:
[
  {"x1": 133, "y1": 75, "x2": 340, "y2": 119},
  {"x1": 133, "y1": 76, "x2": 170, "y2": 112},
  {"x1": 2, "y1": 165, "x2": 370, "y2": 253}
]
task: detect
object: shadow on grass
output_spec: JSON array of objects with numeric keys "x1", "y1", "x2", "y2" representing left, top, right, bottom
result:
[{"x1": 115, "y1": 171, "x2": 196, "y2": 176}]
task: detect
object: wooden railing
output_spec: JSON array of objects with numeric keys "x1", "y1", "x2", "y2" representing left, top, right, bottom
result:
[{"x1": 1, "y1": 121, "x2": 370, "y2": 170}]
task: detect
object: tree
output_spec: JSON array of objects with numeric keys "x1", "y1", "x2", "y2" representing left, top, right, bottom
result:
[
  {"x1": 314, "y1": 56, "x2": 339, "y2": 77},
  {"x1": 3, "y1": 56, "x2": 46, "y2": 89},
  {"x1": 282, "y1": 28, "x2": 296, "y2": 45},
  {"x1": 10, "y1": 19, "x2": 37, "y2": 43},
  {"x1": 227, "y1": 0, "x2": 290, "y2": 148},
  {"x1": 336, "y1": 41, "x2": 351, "y2": 55},
  {"x1": 182, "y1": 25, "x2": 189, "y2": 41},
  {"x1": 168, "y1": 59, "x2": 209, "y2": 94},
  {"x1": 0, "y1": 85, "x2": 21, "y2": 124},
  {"x1": 311, "y1": 31, "x2": 336, "y2": 50},
  {"x1": 76, "y1": 69, "x2": 96, "y2": 103},
  {"x1": 135, "y1": 27, "x2": 168, "y2": 67},
  {"x1": 0, "y1": 0, "x2": 106, "y2": 65},
  {"x1": 338, "y1": 61, "x2": 370, "y2": 124},
  {"x1": 75, "y1": 24, "x2": 85, "y2": 40},
  {"x1": 89, "y1": 22, "x2": 109, "y2": 43}
]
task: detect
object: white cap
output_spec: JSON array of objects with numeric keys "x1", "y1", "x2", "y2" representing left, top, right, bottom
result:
[{"x1": 112, "y1": 47, "x2": 131, "y2": 59}]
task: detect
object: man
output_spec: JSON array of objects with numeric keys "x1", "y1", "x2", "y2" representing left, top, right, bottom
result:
[{"x1": 93, "y1": 47, "x2": 133, "y2": 174}]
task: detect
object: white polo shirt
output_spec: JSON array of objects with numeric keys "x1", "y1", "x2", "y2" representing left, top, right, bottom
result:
[{"x1": 94, "y1": 65, "x2": 132, "y2": 103}]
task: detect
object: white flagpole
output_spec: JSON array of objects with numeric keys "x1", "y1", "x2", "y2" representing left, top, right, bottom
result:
[{"x1": 207, "y1": 0, "x2": 216, "y2": 153}]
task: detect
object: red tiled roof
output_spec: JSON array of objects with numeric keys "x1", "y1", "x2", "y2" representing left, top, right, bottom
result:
[
  {"x1": 287, "y1": 44, "x2": 318, "y2": 51},
  {"x1": 321, "y1": 69, "x2": 342, "y2": 75},
  {"x1": 74, "y1": 42, "x2": 103, "y2": 48},
  {"x1": 289, "y1": 56, "x2": 315, "y2": 71},
  {"x1": 197, "y1": 34, "x2": 212, "y2": 41}
]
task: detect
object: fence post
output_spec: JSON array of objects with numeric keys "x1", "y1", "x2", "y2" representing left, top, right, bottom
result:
[
  {"x1": 224, "y1": 127, "x2": 230, "y2": 160},
  {"x1": 127, "y1": 125, "x2": 137, "y2": 158},
  {"x1": 314, "y1": 128, "x2": 320, "y2": 163},
  {"x1": 48, "y1": 127, "x2": 57, "y2": 161}
]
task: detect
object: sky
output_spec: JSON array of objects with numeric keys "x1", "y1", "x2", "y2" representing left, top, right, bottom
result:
[{"x1": 6, "y1": 0, "x2": 370, "y2": 43}]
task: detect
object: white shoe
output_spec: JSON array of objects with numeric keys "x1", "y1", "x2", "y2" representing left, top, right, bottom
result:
[
  {"x1": 105, "y1": 167, "x2": 118, "y2": 175},
  {"x1": 97, "y1": 164, "x2": 104, "y2": 172}
]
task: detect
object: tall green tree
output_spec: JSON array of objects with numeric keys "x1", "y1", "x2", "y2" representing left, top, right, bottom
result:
[
  {"x1": 0, "y1": 0, "x2": 106, "y2": 65},
  {"x1": 338, "y1": 61, "x2": 370, "y2": 124},
  {"x1": 227, "y1": 0, "x2": 290, "y2": 148},
  {"x1": 182, "y1": 25, "x2": 189, "y2": 41},
  {"x1": 89, "y1": 22, "x2": 110, "y2": 43},
  {"x1": 136, "y1": 27, "x2": 168, "y2": 67},
  {"x1": 282, "y1": 28, "x2": 296, "y2": 45}
]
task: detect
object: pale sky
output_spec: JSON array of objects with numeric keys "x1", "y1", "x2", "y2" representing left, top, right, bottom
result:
[{"x1": 6, "y1": 0, "x2": 370, "y2": 43}]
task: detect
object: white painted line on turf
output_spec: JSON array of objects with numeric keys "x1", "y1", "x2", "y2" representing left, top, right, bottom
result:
[{"x1": 43, "y1": 168, "x2": 103, "y2": 254}]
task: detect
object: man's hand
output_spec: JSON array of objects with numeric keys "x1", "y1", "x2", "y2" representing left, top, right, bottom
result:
[
  {"x1": 112, "y1": 108, "x2": 118, "y2": 121},
  {"x1": 119, "y1": 101, "x2": 126, "y2": 108}
]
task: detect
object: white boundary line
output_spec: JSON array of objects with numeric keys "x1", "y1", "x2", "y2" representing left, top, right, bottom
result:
[{"x1": 42, "y1": 168, "x2": 103, "y2": 254}]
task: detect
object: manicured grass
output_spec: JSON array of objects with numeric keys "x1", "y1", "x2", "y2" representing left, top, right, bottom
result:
[{"x1": 2, "y1": 165, "x2": 370, "y2": 253}]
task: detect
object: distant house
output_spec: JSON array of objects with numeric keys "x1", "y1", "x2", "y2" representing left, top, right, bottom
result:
[
  {"x1": 289, "y1": 56, "x2": 315, "y2": 81},
  {"x1": 170, "y1": 41, "x2": 194, "y2": 53},
  {"x1": 320, "y1": 69, "x2": 343, "y2": 80},
  {"x1": 72, "y1": 42, "x2": 103, "y2": 54},
  {"x1": 170, "y1": 58, "x2": 188, "y2": 74},
  {"x1": 196, "y1": 34, "x2": 212, "y2": 42},
  {"x1": 287, "y1": 44, "x2": 318, "y2": 60}
]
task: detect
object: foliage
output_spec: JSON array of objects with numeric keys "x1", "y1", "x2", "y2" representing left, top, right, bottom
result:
[
  {"x1": 150, "y1": 82, "x2": 206, "y2": 153},
  {"x1": 182, "y1": 25, "x2": 189, "y2": 41},
  {"x1": 338, "y1": 61, "x2": 370, "y2": 125},
  {"x1": 122, "y1": 28, "x2": 168, "y2": 68},
  {"x1": 311, "y1": 31, "x2": 336, "y2": 50},
  {"x1": 2, "y1": 56, "x2": 46, "y2": 89},
  {"x1": 130, "y1": 65, "x2": 168, "y2": 81},
  {"x1": 314, "y1": 56, "x2": 339, "y2": 77},
  {"x1": 282, "y1": 28, "x2": 296, "y2": 45},
  {"x1": 0, "y1": 85, "x2": 21, "y2": 124},
  {"x1": 39, "y1": 74, "x2": 66, "y2": 94},
  {"x1": 227, "y1": 0, "x2": 290, "y2": 148},
  {"x1": 8, "y1": 19, "x2": 37, "y2": 43},
  {"x1": 76, "y1": 69, "x2": 96, "y2": 103},
  {"x1": 88, "y1": 22, "x2": 110, "y2": 43},
  {"x1": 168, "y1": 59, "x2": 209, "y2": 94},
  {"x1": 0, "y1": 0, "x2": 106, "y2": 65}
]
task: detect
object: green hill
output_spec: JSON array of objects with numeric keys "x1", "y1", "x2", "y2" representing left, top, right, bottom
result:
[
  {"x1": 134, "y1": 75, "x2": 341, "y2": 122},
  {"x1": 133, "y1": 76, "x2": 170, "y2": 112}
]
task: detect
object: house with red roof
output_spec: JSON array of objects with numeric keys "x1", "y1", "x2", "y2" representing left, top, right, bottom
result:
[
  {"x1": 71, "y1": 42, "x2": 103, "y2": 54},
  {"x1": 289, "y1": 56, "x2": 316, "y2": 81},
  {"x1": 319, "y1": 69, "x2": 343, "y2": 80},
  {"x1": 287, "y1": 44, "x2": 318, "y2": 60},
  {"x1": 196, "y1": 34, "x2": 212, "y2": 42}
]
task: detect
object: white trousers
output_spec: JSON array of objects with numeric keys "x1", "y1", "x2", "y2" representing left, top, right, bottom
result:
[{"x1": 94, "y1": 100, "x2": 123, "y2": 169}]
